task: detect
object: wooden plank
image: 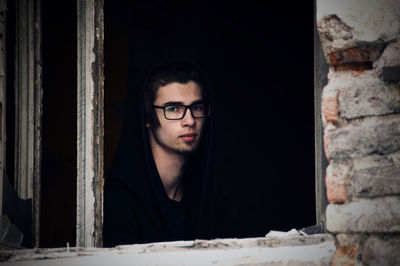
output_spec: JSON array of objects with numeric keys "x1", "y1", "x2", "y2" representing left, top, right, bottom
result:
[{"x1": 76, "y1": 0, "x2": 104, "y2": 248}]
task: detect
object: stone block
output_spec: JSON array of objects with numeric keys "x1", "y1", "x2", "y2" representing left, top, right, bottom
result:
[
  {"x1": 325, "y1": 161, "x2": 351, "y2": 203},
  {"x1": 316, "y1": 0, "x2": 400, "y2": 64},
  {"x1": 324, "y1": 115, "x2": 400, "y2": 159},
  {"x1": 362, "y1": 236, "x2": 400, "y2": 265},
  {"x1": 374, "y1": 40, "x2": 400, "y2": 77},
  {"x1": 353, "y1": 153, "x2": 400, "y2": 197},
  {"x1": 326, "y1": 198, "x2": 400, "y2": 233},
  {"x1": 335, "y1": 71, "x2": 400, "y2": 119}
]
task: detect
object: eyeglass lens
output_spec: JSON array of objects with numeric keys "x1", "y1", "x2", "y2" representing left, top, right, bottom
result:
[{"x1": 165, "y1": 104, "x2": 209, "y2": 119}]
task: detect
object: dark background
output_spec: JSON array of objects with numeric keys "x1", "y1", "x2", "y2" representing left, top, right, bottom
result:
[
  {"x1": 36, "y1": 0, "x2": 315, "y2": 247},
  {"x1": 104, "y1": 0, "x2": 316, "y2": 238}
]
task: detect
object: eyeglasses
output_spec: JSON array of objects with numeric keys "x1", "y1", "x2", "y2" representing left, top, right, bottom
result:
[{"x1": 153, "y1": 103, "x2": 211, "y2": 120}]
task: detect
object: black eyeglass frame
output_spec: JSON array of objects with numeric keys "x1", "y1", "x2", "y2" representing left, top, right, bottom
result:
[{"x1": 153, "y1": 103, "x2": 211, "y2": 120}]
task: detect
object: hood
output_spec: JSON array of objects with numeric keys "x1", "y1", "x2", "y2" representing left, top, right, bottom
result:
[{"x1": 107, "y1": 60, "x2": 215, "y2": 242}]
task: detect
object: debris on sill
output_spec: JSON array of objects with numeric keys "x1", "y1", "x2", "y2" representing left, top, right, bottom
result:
[{"x1": 266, "y1": 224, "x2": 325, "y2": 238}]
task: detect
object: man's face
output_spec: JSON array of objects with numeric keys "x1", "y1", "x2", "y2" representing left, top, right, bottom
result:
[{"x1": 149, "y1": 81, "x2": 205, "y2": 155}]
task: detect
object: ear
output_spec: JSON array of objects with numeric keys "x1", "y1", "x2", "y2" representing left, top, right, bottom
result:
[{"x1": 145, "y1": 122, "x2": 150, "y2": 128}]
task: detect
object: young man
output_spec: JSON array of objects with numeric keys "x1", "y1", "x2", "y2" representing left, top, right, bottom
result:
[{"x1": 103, "y1": 61, "x2": 215, "y2": 247}]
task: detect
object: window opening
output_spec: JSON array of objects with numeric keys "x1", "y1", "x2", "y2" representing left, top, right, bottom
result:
[
  {"x1": 104, "y1": 0, "x2": 316, "y2": 242},
  {"x1": 40, "y1": 0, "x2": 77, "y2": 248}
]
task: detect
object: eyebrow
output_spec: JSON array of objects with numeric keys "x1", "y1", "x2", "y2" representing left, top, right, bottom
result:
[{"x1": 163, "y1": 99, "x2": 205, "y2": 106}]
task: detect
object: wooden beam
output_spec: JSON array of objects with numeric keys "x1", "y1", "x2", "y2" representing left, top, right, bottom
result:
[{"x1": 76, "y1": 0, "x2": 104, "y2": 248}]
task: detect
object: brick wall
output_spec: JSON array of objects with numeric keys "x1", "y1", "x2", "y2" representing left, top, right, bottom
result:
[{"x1": 317, "y1": 0, "x2": 400, "y2": 264}]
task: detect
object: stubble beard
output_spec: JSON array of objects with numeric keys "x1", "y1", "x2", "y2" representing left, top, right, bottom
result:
[{"x1": 151, "y1": 128, "x2": 201, "y2": 156}]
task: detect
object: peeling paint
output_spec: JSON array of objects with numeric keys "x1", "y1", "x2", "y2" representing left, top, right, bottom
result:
[{"x1": 77, "y1": 0, "x2": 104, "y2": 248}]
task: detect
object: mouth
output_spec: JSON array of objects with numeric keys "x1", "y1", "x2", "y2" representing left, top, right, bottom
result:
[{"x1": 180, "y1": 133, "x2": 198, "y2": 142}]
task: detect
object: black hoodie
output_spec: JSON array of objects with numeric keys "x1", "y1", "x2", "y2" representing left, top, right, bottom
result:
[{"x1": 103, "y1": 61, "x2": 215, "y2": 247}]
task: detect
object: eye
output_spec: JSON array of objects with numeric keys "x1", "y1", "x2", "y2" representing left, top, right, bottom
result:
[
  {"x1": 165, "y1": 105, "x2": 181, "y2": 112},
  {"x1": 191, "y1": 104, "x2": 204, "y2": 111}
]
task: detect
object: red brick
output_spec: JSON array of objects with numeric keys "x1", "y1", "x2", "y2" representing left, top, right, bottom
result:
[
  {"x1": 325, "y1": 162, "x2": 350, "y2": 203},
  {"x1": 321, "y1": 86, "x2": 339, "y2": 123},
  {"x1": 324, "y1": 133, "x2": 331, "y2": 162},
  {"x1": 328, "y1": 47, "x2": 382, "y2": 65},
  {"x1": 333, "y1": 246, "x2": 358, "y2": 266}
]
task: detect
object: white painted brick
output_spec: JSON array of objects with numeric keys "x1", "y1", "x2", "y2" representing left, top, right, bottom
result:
[
  {"x1": 353, "y1": 153, "x2": 400, "y2": 197},
  {"x1": 326, "y1": 198, "x2": 400, "y2": 233},
  {"x1": 325, "y1": 115, "x2": 400, "y2": 159},
  {"x1": 334, "y1": 71, "x2": 400, "y2": 119}
]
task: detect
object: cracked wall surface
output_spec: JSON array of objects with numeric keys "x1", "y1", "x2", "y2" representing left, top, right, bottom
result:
[{"x1": 317, "y1": 0, "x2": 400, "y2": 264}]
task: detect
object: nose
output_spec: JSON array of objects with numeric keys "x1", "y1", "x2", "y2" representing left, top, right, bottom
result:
[{"x1": 181, "y1": 108, "x2": 196, "y2": 127}]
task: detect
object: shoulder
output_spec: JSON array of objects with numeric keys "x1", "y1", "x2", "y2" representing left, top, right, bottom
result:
[{"x1": 103, "y1": 175, "x2": 139, "y2": 247}]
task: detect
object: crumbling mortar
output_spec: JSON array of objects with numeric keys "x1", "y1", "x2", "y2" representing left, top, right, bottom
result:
[
  {"x1": 339, "y1": 110, "x2": 400, "y2": 123},
  {"x1": 325, "y1": 112, "x2": 400, "y2": 132}
]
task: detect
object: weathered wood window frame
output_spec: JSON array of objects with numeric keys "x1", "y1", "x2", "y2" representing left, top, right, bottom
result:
[
  {"x1": 76, "y1": 0, "x2": 104, "y2": 248},
  {"x1": 314, "y1": 0, "x2": 329, "y2": 229},
  {"x1": 0, "y1": 0, "x2": 42, "y2": 248},
  {"x1": 1, "y1": 0, "x2": 104, "y2": 248}
]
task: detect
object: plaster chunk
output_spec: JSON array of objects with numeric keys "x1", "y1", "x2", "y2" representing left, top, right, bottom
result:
[{"x1": 316, "y1": 0, "x2": 400, "y2": 64}]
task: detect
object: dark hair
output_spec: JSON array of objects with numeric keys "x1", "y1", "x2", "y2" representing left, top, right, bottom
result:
[{"x1": 143, "y1": 61, "x2": 209, "y2": 128}]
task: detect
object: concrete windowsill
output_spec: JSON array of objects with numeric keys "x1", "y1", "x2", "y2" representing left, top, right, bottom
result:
[{"x1": 1, "y1": 234, "x2": 336, "y2": 265}]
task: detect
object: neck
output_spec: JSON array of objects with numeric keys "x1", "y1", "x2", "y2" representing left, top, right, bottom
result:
[{"x1": 149, "y1": 131, "x2": 186, "y2": 202}]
